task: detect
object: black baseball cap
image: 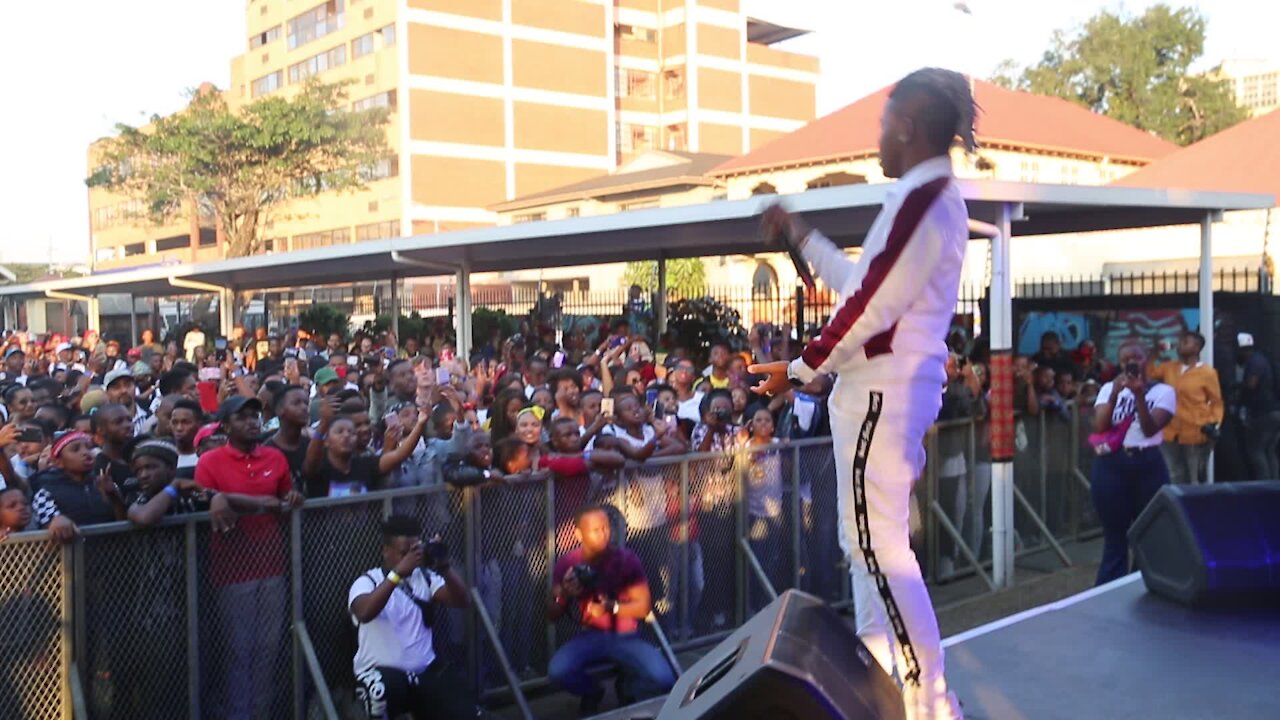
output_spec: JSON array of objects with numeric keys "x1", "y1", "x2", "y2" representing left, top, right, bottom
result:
[{"x1": 216, "y1": 395, "x2": 263, "y2": 422}]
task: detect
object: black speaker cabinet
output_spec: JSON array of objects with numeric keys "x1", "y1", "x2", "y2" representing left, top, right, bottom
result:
[
  {"x1": 658, "y1": 590, "x2": 904, "y2": 720},
  {"x1": 1129, "y1": 481, "x2": 1280, "y2": 606}
]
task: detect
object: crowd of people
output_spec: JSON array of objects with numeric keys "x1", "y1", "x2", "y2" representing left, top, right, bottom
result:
[
  {"x1": 0, "y1": 316, "x2": 833, "y2": 717},
  {"x1": 1, "y1": 314, "x2": 1265, "y2": 715}
]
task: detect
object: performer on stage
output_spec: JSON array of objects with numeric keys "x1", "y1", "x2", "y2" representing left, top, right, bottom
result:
[{"x1": 752, "y1": 67, "x2": 976, "y2": 719}]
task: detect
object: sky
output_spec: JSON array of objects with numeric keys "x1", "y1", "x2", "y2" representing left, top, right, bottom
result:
[{"x1": 0, "y1": 0, "x2": 1275, "y2": 266}]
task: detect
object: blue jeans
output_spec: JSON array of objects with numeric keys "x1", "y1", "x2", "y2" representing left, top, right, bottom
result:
[
  {"x1": 548, "y1": 631, "x2": 675, "y2": 700},
  {"x1": 1091, "y1": 447, "x2": 1169, "y2": 586}
]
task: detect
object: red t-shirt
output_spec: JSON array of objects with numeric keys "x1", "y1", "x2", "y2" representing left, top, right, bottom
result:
[
  {"x1": 195, "y1": 443, "x2": 292, "y2": 587},
  {"x1": 553, "y1": 546, "x2": 647, "y2": 634}
]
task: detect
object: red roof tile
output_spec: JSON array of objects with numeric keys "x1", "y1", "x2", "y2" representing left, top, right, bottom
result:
[
  {"x1": 1113, "y1": 109, "x2": 1280, "y2": 202},
  {"x1": 713, "y1": 79, "x2": 1178, "y2": 175}
]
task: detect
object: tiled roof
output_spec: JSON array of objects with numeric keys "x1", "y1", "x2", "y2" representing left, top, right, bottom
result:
[{"x1": 713, "y1": 80, "x2": 1178, "y2": 175}]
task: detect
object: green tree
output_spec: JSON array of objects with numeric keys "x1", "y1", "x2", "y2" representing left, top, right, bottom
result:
[
  {"x1": 622, "y1": 258, "x2": 707, "y2": 297},
  {"x1": 298, "y1": 303, "x2": 351, "y2": 339},
  {"x1": 86, "y1": 80, "x2": 390, "y2": 257},
  {"x1": 991, "y1": 5, "x2": 1247, "y2": 145}
]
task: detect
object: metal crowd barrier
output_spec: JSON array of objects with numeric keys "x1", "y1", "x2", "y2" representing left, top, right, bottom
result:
[
  {"x1": 918, "y1": 403, "x2": 1101, "y2": 588},
  {"x1": 0, "y1": 418, "x2": 1098, "y2": 719}
]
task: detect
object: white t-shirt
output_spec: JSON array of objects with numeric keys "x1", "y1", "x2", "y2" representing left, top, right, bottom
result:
[
  {"x1": 597, "y1": 424, "x2": 665, "y2": 530},
  {"x1": 177, "y1": 453, "x2": 198, "y2": 470},
  {"x1": 677, "y1": 393, "x2": 704, "y2": 425},
  {"x1": 348, "y1": 567, "x2": 445, "y2": 675},
  {"x1": 1095, "y1": 381, "x2": 1176, "y2": 449}
]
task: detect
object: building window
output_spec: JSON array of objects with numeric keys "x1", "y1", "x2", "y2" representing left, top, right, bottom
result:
[
  {"x1": 665, "y1": 124, "x2": 686, "y2": 152},
  {"x1": 619, "y1": 69, "x2": 656, "y2": 99},
  {"x1": 806, "y1": 172, "x2": 866, "y2": 189},
  {"x1": 359, "y1": 157, "x2": 399, "y2": 181},
  {"x1": 292, "y1": 227, "x2": 352, "y2": 250},
  {"x1": 663, "y1": 68, "x2": 685, "y2": 100},
  {"x1": 352, "y1": 33, "x2": 375, "y2": 58},
  {"x1": 155, "y1": 235, "x2": 190, "y2": 252},
  {"x1": 263, "y1": 238, "x2": 279, "y2": 253},
  {"x1": 620, "y1": 199, "x2": 659, "y2": 212},
  {"x1": 565, "y1": 207, "x2": 580, "y2": 218},
  {"x1": 250, "y1": 25, "x2": 281, "y2": 49},
  {"x1": 288, "y1": 44, "x2": 346, "y2": 84},
  {"x1": 95, "y1": 247, "x2": 116, "y2": 263},
  {"x1": 619, "y1": 123, "x2": 657, "y2": 154},
  {"x1": 1019, "y1": 159, "x2": 1040, "y2": 183},
  {"x1": 353, "y1": 89, "x2": 396, "y2": 111},
  {"x1": 287, "y1": 0, "x2": 345, "y2": 50},
  {"x1": 617, "y1": 24, "x2": 655, "y2": 43},
  {"x1": 513, "y1": 212, "x2": 547, "y2": 224},
  {"x1": 123, "y1": 242, "x2": 146, "y2": 257},
  {"x1": 351, "y1": 25, "x2": 393, "y2": 59},
  {"x1": 251, "y1": 71, "x2": 284, "y2": 97},
  {"x1": 356, "y1": 220, "x2": 399, "y2": 242}
]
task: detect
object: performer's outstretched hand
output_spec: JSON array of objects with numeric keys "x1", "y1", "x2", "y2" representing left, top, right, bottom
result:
[{"x1": 748, "y1": 361, "x2": 790, "y2": 397}]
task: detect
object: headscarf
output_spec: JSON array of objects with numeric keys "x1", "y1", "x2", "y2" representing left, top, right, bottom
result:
[{"x1": 51, "y1": 431, "x2": 91, "y2": 459}]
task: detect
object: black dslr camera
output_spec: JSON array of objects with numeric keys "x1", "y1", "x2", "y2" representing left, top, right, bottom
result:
[
  {"x1": 421, "y1": 537, "x2": 450, "y2": 572},
  {"x1": 572, "y1": 563, "x2": 598, "y2": 591}
]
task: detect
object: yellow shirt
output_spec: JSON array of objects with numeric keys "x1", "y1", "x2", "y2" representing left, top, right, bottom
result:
[
  {"x1": 1149, "y1": 360, "x2": 1225, "y2": 445},
  {"x1": 707, "y1": 374, "x2": 731, "y2": 390}
]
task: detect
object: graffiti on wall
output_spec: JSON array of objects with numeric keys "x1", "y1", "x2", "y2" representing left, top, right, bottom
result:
[{"x1": 1017, "y1": 309, "x2": 1201, "y2": 358}]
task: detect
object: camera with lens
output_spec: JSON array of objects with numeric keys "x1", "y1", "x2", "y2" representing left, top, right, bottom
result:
[
  {"x1": 572, "y1": 563, "x2": 599, "y2": 591},
  {"x1": 421, "y1": 537, "x2": 450, "y2": 572}
]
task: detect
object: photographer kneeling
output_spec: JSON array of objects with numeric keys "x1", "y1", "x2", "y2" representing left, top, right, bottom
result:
[
  {"x1": 547, "y1": 504, "x2": 675, "y2": 715},
  {"x1": 349, "y1": 515, "x2": 473, "y2": 719}
]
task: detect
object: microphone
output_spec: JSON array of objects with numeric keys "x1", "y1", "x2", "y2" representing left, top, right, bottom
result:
[{"x1": 768, "y1": 226, "x2": 817, "y2": 291}]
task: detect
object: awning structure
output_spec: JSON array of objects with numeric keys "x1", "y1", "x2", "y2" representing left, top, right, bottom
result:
[
  {"x1": 2, "y1": 179, "x2": 1272, "y2": 591},
  {"x1": 0, "y1": 180, "x2": 1270, "y2": 300}
]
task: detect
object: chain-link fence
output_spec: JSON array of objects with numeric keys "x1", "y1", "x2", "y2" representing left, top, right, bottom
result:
[
  {"x1": 0, "y1": 426, "x2": 1103, "y2": 718},
  {"x1": 0, "y1": 532, "x2": 67, "y2": 720}
]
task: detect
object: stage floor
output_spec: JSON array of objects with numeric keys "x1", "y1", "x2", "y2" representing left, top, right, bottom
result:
[
  {"x1": 944, "y1": 573, "x2": 1280, "y2": 720},
  {"x1": 594, "y1": 573, "x2": 1280, "y2": 719}
]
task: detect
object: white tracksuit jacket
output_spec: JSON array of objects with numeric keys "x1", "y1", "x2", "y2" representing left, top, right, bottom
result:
[{"x1": 788, "y1": 155, "x2": 967, "y2": 720}]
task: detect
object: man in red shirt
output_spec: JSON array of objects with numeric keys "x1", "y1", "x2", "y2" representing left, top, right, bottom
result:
[
  {"x1": 547, "y1": 504, "x2": 674, "y2": 715},
  {"x1": 196, "y1": 395, "x2": 302, "y2": 720}
]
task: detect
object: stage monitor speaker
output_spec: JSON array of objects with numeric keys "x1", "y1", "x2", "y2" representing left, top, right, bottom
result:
[
  {"x1": 657, "y1": 590, "x2": 904, "y2": 720},
  {"x1": 1129, "y1": 481, "x2": 1280, "y2": 606}
]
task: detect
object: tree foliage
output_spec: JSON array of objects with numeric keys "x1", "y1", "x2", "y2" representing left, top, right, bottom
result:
[
  {"x1": 991, "y1": 4, "x2": 1247, "y2": 145},
  {"x1": 299, "y1": 303, "x2": 351, "y2": 339},
  {"x1": 622, "y1": 258, "x2": 707, "y2": 297},
  {"x1": 86, "y1": 81, "x2": 390, "y2": 257},
  {"x1": 667, "y1": 297, "x2": 747, "y2": 357}
]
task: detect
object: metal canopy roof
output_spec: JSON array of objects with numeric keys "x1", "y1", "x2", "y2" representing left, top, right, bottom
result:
[{"x1": 2, "y1": 181, "x2": 1272, "y2": 300}]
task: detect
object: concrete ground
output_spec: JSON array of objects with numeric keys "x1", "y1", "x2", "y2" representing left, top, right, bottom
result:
[{"x1": 490, "y1": 537, "x2": 1103, "y2": 720}]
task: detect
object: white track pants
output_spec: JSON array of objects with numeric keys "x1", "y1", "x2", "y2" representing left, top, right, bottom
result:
[{"x1": 830, "y1": 377, "x2": 961, "y2": 720}]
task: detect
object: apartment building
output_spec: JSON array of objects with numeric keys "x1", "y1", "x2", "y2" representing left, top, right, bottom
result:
[
  {"x1": 88, "y1": 0, "x2": 818, "y2": 270},
  {"x1": 1219, "y1": 59, "x2": 1280, "y2": 117}
]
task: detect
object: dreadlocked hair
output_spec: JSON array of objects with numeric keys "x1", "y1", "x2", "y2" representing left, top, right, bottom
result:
[{"x1": 890, "y1": 68, "x2": 979, "y2": 154}]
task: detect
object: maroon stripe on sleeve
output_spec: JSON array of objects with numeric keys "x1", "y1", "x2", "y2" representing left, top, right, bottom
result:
[{"x1": 801, "y1": 177, "x2": 949, "y2": 371}]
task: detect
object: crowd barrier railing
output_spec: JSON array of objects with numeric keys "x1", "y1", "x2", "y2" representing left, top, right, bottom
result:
[{"x1": 0, "y1": 417, "x2": 1099, "y2": 719}]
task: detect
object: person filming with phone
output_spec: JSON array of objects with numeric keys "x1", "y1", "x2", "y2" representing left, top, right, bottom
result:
[
  {"x1": 547, "y1": 504, "x2": 675, "y2": 716},
  {"x1": 349, "y1": 514, "x2": 472, "y2": 719},
  {"x1": 1089, "y1": 340, "x2": 1175, "y2": 586}
]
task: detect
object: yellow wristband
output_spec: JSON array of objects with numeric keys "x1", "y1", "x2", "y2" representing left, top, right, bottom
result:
[{"x1": 387, "y1": 571, "x2": 403, "y2": 586}]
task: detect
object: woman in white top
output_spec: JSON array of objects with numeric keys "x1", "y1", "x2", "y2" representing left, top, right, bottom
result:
[{"x1": 1090, "y1": 340, "x2": 1176, "y2": 586}]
